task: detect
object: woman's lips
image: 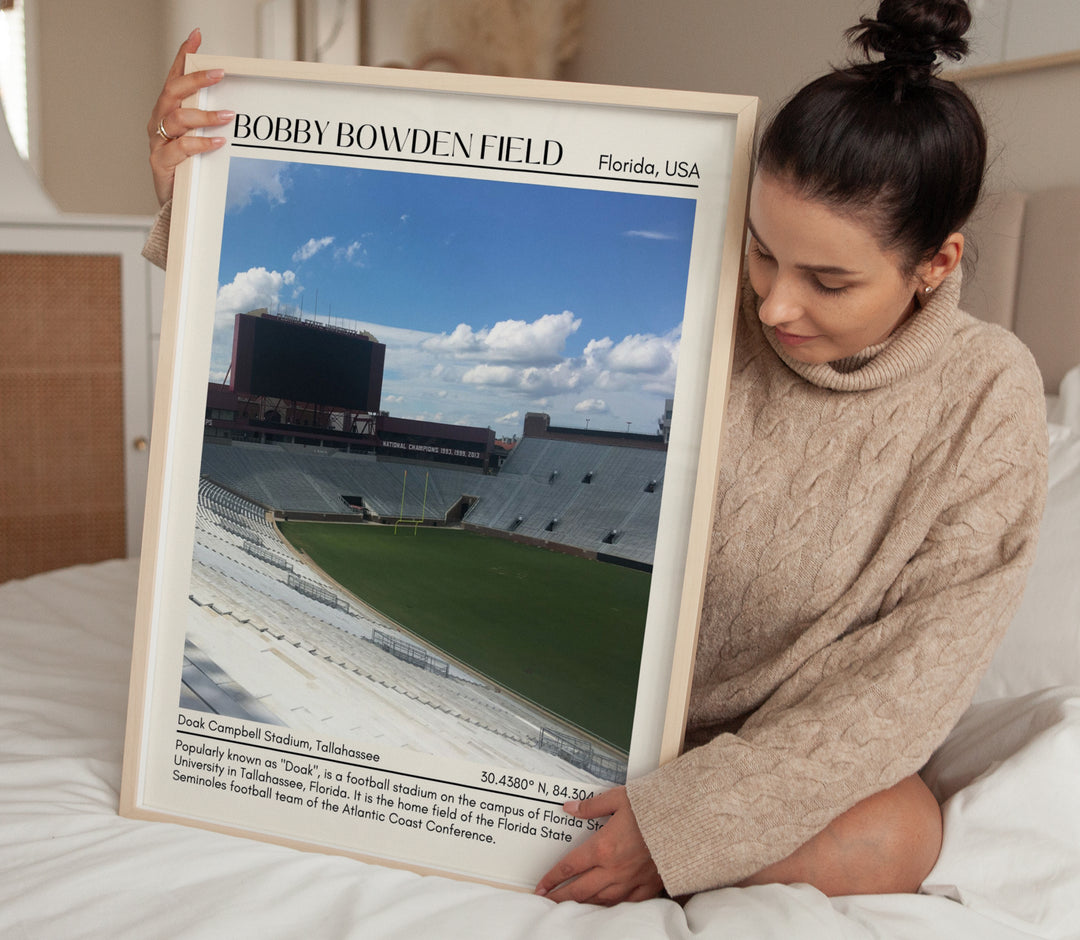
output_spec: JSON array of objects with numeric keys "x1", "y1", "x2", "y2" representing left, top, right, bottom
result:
[{"x1": 774, "y1": 328, "x2": 817, "y2": 346}]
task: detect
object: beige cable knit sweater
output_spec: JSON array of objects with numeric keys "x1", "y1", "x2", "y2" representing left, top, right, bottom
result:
[
  {"x1": 142, "y1": 200, "x2": 171, "y2": 270},
  {"x1": 626, "y1": 268, "x2": 1047, "y2": 896}
]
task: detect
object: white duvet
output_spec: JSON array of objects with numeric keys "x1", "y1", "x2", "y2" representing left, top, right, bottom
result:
[
  {"x1": 1, "y1": 559, "x2": 1078, "y2": 940},
  {"x1": 6, "y1": 365, "x2": 1080, "y2": 939}
]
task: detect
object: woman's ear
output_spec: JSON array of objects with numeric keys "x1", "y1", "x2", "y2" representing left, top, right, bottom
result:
[{"x1": 920, "y1": 232, "x2": 964, "y2": 291}]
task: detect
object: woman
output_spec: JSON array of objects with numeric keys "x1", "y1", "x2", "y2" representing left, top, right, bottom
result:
[{"x1": 146, "y1": 1, "x2": 1047, "y2": 905}]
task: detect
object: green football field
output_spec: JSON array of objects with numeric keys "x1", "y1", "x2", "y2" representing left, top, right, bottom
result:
[{"x1": 277, "y1": 522, "x2": 650, "y2": 751}]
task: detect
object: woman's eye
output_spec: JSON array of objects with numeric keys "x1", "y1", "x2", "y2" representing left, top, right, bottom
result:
[
  {"x1": 749, "y1": 239, "x2": 849, "y2": 295},
  {"x1": 749, "y1": 241, "x2": 773, "y2": 262},
  {"x1": 812, "y1": 278, "x2": 850, "y2": 296}
]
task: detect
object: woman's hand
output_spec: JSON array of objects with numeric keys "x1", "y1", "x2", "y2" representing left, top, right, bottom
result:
[
  {"x1": 534, "y1": 786, "x2": 663, "y2": 905},
  {"x1": 147, "y1": 28, "x2": 233, "y2": 206}
]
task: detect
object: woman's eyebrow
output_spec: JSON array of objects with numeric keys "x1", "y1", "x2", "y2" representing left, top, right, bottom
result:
[{"x1": 747, "y1": 218, "x2": 861, "y2": 277}]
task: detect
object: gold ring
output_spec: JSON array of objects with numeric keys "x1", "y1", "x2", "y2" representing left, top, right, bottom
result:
[{"x1": 157, "y1": 117, "x2": 180, "y2": 142}]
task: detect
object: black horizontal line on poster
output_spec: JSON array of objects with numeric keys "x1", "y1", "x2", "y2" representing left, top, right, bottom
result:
[
  {"x1": 230, "y1": 141, "x2": 701, "y2": 189},
  {"x1": 178, "y1": 729, "x2": 566, "y2": 805}
]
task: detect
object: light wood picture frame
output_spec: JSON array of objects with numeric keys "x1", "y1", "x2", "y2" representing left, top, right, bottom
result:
[{"x1": 120, "y1": 54, "x2": 756, "y2": 890}]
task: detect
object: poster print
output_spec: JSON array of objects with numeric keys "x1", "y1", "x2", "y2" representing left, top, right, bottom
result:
[{"x1": 121, "y1": 56, "x2": 756, "y2": 890}]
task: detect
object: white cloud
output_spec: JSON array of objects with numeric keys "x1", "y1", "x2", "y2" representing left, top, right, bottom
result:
[
  {"x1": 351, "y1": 319, "x2": 432, "y2": 351},
  {"x1": 486, "y1": 313, "x2": 579, "y2": 362},
  {"x1": 449, "y1": 320, "x2": 678, "y2": 411},
  {"x1": 210, "y1": 267, "x2": 298, "y2": 380},
  {"x1": 517, "y1": 362, "x2": 582, "y2": 395},
  {"x1": 216, "y1": 267, "x2": 296, "y2": 322},
  {"x1": 583, "y1": 329, "x2": 680, "y2": 384},
  {"x1": 292, "y1": 236, "x2": 335, "y2": 263},
  {"x1": 461, "y1": 363, "x2": 518, "y2": 387},
  {"x1": 458, "y1": 360, "x2": 583, "y2": 398},
  {"x1": 346, "y1": 311, "x2": 678, "y2": 439},
  {"x1": 624, "y1": 229, "x2": 677, "y2": 240},
  {"x1": 605, "y1": 333, "x2": 675, "y2": 373},
  {"x1": 583, "y1": 336, "x2": 613, "y2": 366},
  {"x1": 427, "y1": 323, "x2": 477, "y2": 355},
  {"x1": 334, "y1": 239, "x2": 368, "y2": 265},
  {"x1": 423, "y1": 311, "x2": 580, "y2": 365},
  {"x1": 574, "y1": 398, "x2": 607, "y2": 414},
  {"x1": 225, "y1": 162, "x2": 289, "y2": 211}
]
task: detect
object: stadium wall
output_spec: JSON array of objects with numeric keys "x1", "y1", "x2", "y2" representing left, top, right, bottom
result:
[
  {"x1": 274, "y1": 494, "x2": 472, "y2": 527},
  {"x1": 462, "y1": 521, "x2": 597, "y2": 562},
  {"x1": 596, "y1": 552, "x2": 653, "y2": 573},
  {"x1": 272, "y1": 510, "x2": 369, "y2": 525},
  {"x1": 522, "y1": 411, "x2": 666, "y2": 451}
]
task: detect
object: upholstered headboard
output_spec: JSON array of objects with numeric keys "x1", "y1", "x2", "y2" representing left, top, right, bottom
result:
[{"x1": 961, "y1": 187, "x2": 1080, "y2": 394}]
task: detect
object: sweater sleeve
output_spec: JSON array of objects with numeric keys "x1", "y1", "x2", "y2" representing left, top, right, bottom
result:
[
  {"x1": 141, "y1": 200, "x2": 172, "y2": 271},
  {"x1": 626, "y1": 368, "x2": 1048, "y2": 897}
]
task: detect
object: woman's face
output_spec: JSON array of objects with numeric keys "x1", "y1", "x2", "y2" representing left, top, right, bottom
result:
[{"x1": 747, "y1": 172, "x2": 923, "y2": 364}]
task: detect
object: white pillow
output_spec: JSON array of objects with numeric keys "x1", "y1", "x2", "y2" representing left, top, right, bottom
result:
[
  {"x1": 1046, "y1": 360, "x2": 1080, "y2": 431},
  {"x1": 974, "y1": 364, "x2": 1080, "y2": 702}
]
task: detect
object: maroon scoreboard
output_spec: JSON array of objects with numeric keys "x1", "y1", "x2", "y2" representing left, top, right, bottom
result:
[{"x1": 230, "y1": 311, "x2": 385, "y2": 413}]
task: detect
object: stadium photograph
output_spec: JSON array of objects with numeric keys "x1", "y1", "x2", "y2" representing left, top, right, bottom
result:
[{"x1": 180, "y1": 156, "x2": 697, "y2": 785}]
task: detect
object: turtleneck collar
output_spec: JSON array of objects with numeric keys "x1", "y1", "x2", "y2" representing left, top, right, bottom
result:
[{"x1": 751, "y1": 267, "x2": 964, "y2": 391}]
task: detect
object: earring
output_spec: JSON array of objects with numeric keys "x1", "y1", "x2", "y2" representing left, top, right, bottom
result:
[{"x1": 923, "y1": 285, "x2": 933, "y2": 294}]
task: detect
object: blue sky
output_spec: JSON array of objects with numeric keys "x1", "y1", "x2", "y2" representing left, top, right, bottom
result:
[{"x1": 212, "y1": 157, "x2": 697, "y2": 435}]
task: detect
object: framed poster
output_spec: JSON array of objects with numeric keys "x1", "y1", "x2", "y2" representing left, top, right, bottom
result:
[{"x1": 120, "y1": 55, "x2": 756, "y2": 891}]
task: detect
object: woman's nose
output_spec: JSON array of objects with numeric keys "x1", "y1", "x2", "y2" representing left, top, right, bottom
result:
[{"x1": 756, "y1": 278, "x2": 802, "y2": 327}]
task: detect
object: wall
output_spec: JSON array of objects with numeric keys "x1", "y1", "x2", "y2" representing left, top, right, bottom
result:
[
  {"x1": 960, "y1": 60, "x2": 1080, "y2": 193},
  {"x1": 564, "y1": 0, "x2": 856, "y2": 114},
  {"x1": 35, "y1": 0, "x2": 163, "y2": 216},
  {"x1": 25, "y1": 0, "x2": 1080, "y2": 215},
  {"x1": 161, "y1": 0, "x2": 264, "y2": 62},
  {"x1": 31, "y1": 0, "x2": 267, "y2": 218},
  {"x1": 566, "y1": 0, "x2": 1080, "y2": 196}
]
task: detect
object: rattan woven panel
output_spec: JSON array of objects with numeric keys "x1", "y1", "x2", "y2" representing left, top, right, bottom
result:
[{"x1": 0, "y1": 253, "x2": 125, "y2": 582}]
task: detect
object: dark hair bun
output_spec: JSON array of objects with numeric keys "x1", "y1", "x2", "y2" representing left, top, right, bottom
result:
[
  {"x1": 847, "y1": 0, "x2": 972, "y2": 77},
  {"x1": 757, "y1": 0, "x2": 987, "y2": 271}
]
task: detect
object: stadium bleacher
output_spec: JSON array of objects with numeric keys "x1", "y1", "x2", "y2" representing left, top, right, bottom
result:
[
  {"x1": 187, "y1": 478, "x2": 625, "y2": 783},
  {"x1": 200, "y1": 435, "x2": 665, "y2": 565}
]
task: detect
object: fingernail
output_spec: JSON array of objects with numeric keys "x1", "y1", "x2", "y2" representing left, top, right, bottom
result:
[
  {"x1": 563, "y1": 800, "x2": 580, "y2": 814},
  {"x1": 534, "y1": 887, "x2": 548, "y2": 897},
  {"x1": 208, "y1": 69, "x2": 225, "y2": 80},
  {"x1": 209, "y1": 137, "x2": 227, "y2": 148},
  {"x1": 217, "y1": 110, "x2": 236, "y2": 121}
]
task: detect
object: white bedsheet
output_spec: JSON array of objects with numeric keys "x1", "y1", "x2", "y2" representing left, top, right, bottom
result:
[{"x1": 1, "y1": 560, "x2": 1078, "y2": 939}]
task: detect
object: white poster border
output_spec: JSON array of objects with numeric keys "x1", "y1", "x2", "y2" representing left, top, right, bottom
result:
[{"x1": 121, "y1": 56, "x2": 757, "y2": 891}]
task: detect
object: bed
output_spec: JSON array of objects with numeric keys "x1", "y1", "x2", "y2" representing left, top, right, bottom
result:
[{"x1": 3, "y1": 189, "x2": 1080, "y2": 937}]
